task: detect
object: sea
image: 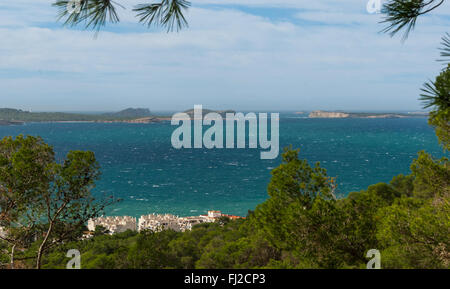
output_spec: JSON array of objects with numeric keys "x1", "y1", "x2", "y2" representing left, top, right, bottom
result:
[{"x1": 0, "y1": 113, "x2": 445, "y2": 217}]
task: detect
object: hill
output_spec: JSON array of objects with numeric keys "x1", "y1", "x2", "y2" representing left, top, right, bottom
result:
[
  {"x1": 103, "y1": 108, "x2": 152, "y2": 118},
  {"x1": 0, "y1": 108, "x2": 155, "y2": 123}
]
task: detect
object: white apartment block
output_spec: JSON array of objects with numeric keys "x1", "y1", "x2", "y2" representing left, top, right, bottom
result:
[
  {"x1": 138, "y1": 213, "x2": 182, "y2": 232},
  {"x1": 207, "y1": 210, "x2": 222, "y2": 218},
  {"x1": 177, "y1": 216, "x2": 209, "y2": 231},
  {"x1": 138, "y1": 211, "x2": 221, "y2": 232},
  {"x1": 87, "y1": 216, "x2": 137, "y2": 234}
]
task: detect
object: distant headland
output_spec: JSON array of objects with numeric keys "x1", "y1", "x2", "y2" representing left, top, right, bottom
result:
[
  {"x1": 0, "y1": 108, "x2": 171, "y2": 125},
  {"x1": 308, "y1": 110, "x2": 428, "y2": 119},
  {"x1": 0, "y1": 119, "x2": 24, "y2": 126}
]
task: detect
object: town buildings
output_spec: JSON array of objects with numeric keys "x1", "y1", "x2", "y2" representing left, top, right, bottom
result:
[
  {"x1": 87, "y1": 216, "x2": 137, "y2": 234},
  {"x1": 87, "y1": 211, "x2": 244, "y2": 234},
  {"x1": 138, "y1": 213, "x2": 182, "y2": 232}
]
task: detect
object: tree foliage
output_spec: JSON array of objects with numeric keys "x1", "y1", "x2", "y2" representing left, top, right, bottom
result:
[
  {"x1": 0, "y1": 135, "x2": 115, "y2": 269},
  {"x1": 421, "y1": 63, "x2": 450, "y2": 150}
]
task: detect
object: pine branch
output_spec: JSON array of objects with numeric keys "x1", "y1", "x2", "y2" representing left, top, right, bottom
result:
[
  {"x1": 420, "y1": 70, "x2": 450, "y2": 110},
  {"x1": 53, "y1": 0, "x2": 122, "y2": 32},
  {"x1": 440, "y1": 33, "x2": 450, "y2": 63},
  {"x1": 84, "y1": 0, "x2": 122, "y2": 31},
  {"x1": 421, "y1": 81, "x2": 442, "y2": 109},
  {"x1": 381, "y1": 0, "x2": 445, "y2": 40},
  {"x1": 53, "y1": 1, "x2": 191, "y2": 33},
  {"x1": 134, "y1": 0, "x2": 191, "y2": 32}
]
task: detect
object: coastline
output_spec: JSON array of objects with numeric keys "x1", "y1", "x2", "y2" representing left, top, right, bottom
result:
[{"x1": 1, "y1": 108, "x2": 430, "y2": 125}]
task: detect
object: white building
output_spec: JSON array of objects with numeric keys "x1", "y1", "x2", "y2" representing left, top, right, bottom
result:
[
  {"x1": 87, "y1": 216, "x2": 137, "y2": 234},
  {"x1": 207, "y1": 210, "x2": 222, "y2": 218},
  {"x1": 138, "y1": 211, "x2": 223, "y2": 232},
  {"x1": 177, "y1": 216, "x2": 209, "y2": 231},
  {"x1": 138, "y1": 213, "x2": 181, "y2": 232},
  {"x1": 0, "y1": 226, "x2": 6, "y2": 238}
]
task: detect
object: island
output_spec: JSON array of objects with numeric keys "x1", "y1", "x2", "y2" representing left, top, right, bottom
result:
[
  {"x1": 0, "y1": 108, "x2": 169, "y2": 124},
  {"x1": 308, "y1": 110, "x2": 428, "y2": 119}
]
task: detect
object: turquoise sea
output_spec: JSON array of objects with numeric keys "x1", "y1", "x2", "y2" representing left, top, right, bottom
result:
[{"x1": 0, "y1": 113, "x2": 445, "y2": 217}]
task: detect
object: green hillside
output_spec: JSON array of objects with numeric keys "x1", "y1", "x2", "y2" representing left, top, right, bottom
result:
[{"x1": 0, "y1": 108, "x2": 151, "y2": 122}]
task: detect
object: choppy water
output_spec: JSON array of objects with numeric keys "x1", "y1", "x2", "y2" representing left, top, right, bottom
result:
[{"x1": 0, "y1": 114, "x2": 444, "y2": 217}]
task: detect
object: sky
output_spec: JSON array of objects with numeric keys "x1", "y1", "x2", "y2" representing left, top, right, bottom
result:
[{"x1": 0, "y1": 0, "x2": 449, "y2": 112}]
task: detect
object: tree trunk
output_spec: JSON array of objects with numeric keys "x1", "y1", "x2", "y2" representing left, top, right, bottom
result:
[
  {"x1": 10, "y1": 244, "x2": 15, "y2": 269},
  {"x1": 36, "y1": 221, "x2": 53, "y2": 269},
  {"x1": 37, "y1": 202, "x2": 67, "y2": 269}
]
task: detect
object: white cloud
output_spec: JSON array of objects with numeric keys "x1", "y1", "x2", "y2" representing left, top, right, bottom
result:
[{"x1": 0, "y1": 1, "x2": 448, "y2": 111}]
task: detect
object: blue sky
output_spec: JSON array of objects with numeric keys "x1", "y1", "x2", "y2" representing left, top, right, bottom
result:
[{"x1": 0, "y1": 0, "x2": 449, "y2": 111}]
